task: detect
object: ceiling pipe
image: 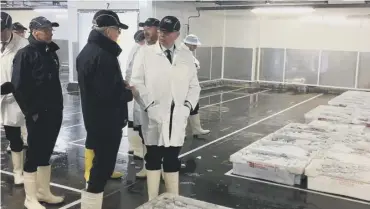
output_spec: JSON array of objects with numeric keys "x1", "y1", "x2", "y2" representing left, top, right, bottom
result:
[
  {"x1": 214, "y1": 0, "x2": 327, "y2": 6},
  {"x1": 185, "y1": 9, "x2": 201, "y2": 35},
  {"x1": 197, "y1": 3, "x2": 370, "y2": 11}
]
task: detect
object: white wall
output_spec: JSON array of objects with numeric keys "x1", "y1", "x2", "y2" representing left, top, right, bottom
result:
[
  {"x1": 67, "y1": 0, "x2": 141, "y2": 82},
  {"x1": 5, "y1": 9, "x2": 69, "y2": 40},
  {"x1": 153, "y1": 1, "x2": 197, "y2": 44},
  {"x1": 224, "y1": 8, "x2": 370, "y2": 52}
]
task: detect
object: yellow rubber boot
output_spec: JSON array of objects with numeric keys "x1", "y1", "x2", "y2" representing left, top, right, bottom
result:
[
  {"x1": 84, "y1": 149, "x2": 94, "y2": 182},
  {"x1": 84, "y1": 149, "x2": 123, "y2": 182}
]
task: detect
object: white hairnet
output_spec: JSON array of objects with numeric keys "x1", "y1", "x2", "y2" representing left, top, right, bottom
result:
[{"x1": 183, "y1": 34, "x2": 201, "y2": 46}]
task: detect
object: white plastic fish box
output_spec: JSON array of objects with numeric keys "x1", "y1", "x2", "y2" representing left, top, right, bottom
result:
[
  {"x1": 305, "y1": 158, "x2": 370, "y2": 201},
  {"x1": 229, "y1": 140, "x2": 313, "y2": 186},
  {"x1": 273, "y1": 128, "x2": 330, "y2": 143},
  {"x1": 281, "y1": 123, "x2": 336, "y2": 134},
  {"x1": 136, "y1": 193, "x2": 232, "y2": 209},
  {"x1": 260, "y1": 133, "x2": 328, "y2": 152},
  {"x1": 308, "y1": 120, "x2": 366, "y2": 133},
  {"x1": 304, "y1": 105, "x2": 354, "y2": 124}
]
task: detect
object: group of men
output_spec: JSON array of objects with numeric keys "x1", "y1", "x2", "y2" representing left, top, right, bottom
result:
[{"x1": 1, "y1": 9, "x2": 209, "y2": 209}]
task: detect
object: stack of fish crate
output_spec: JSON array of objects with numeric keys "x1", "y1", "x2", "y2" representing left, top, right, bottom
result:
[
  {"x1": 230, "y1": 123, "x2": 338, "y2": 186},
  {"x1": 136, "y1": 193, "x2": 232, "y2": 209}
]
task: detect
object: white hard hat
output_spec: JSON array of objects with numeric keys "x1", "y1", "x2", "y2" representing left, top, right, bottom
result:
[{"x1": 183, "y1": 34, "x2": 201, "y2": 46}]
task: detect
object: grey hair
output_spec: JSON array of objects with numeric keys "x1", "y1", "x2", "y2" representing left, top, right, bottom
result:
[{"x1": 92, "y1": 25, "x2": 109, "y2": 35}]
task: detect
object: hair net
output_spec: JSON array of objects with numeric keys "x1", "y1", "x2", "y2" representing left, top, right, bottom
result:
[{"x1": 183, "y1": 34, "x2": 201, "y2": 46}]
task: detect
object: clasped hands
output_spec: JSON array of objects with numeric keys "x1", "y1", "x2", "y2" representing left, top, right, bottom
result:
[{"x1": 124, "y1": 81, "x2": 139, "y2": 98}]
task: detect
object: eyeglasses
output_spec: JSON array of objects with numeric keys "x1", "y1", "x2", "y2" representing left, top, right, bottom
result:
[
  {"x1": 159, "y1": 30, "x2": 171, "y2": 37},
  {"x1": 109, "y1": 26, "x2": 121, "y2": 34},
  {"x1": 37, "y1": 28, "x2": 54, "y2": 34}
]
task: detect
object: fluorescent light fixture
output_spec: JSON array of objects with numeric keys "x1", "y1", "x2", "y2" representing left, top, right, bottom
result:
[
  {"x1": 251, "y1": 7, "x2": 315, "y2": 15},
  {"x1": 33, "y1": 8, "x2": 67, "y2": 13}
]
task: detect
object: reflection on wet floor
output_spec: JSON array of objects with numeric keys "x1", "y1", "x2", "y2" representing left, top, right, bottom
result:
[{"x1": 1, "y1": 85, "x2": 369, "y2": 209}]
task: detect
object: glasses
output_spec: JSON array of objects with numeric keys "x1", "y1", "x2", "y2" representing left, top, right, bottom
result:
[
  {"x1": 159, "y1": 30, "x2": 172, "y2": 37},
  {"x1": 109, "y1": 26, "x2": 121, "y2": 34},
  {"x1": 37, "y1": 28, "x2": 54, "y2": 34}
]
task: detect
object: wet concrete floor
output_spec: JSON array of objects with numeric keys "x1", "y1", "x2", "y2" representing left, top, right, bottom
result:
[{"x1": 2, "y1": 84, "x2": 369, "y2": 209}]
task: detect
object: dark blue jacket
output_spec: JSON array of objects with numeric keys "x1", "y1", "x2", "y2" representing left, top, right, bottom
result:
[
  {"x1": 76, "y1": 30, "x2": 133, "y2": 131},
  {"x1": 12, "y1": 35, "x2": 63, "y2": 117}
]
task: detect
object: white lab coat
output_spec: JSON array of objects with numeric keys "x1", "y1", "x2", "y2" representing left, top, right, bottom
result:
[
  {"x1": 194, "y1": 56, "x2": 200, "y2": 70},
  {"x1": 131, "y1": 42, "x2": 201, "y2": 147},
  {"x1": 0, "y1": 34, "x2": 28, "y2": 126},
  {"x1": 125, "y1": 43, "x2": 141, "y2": 122}
]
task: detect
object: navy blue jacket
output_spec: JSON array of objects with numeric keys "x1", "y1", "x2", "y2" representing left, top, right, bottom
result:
[
  {"x1": 76, "y1": 30, "x2": 133, "y2": 131},
  {"x1": 12, "y1": 35, "x2": 63, "y2": 117}
]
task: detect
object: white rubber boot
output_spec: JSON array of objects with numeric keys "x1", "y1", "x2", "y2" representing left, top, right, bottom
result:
[
  {"x1": 24, "y1": 172, "x2": 46, "y2": 209},
  {"x1": 11, "y1": 151, "x2": 24, "y2": 185},
  {"x1": 147, "y1": 170, "x2": 161, "y2": 201},
  {"x1": 36, "y1": 165, "x2": 64, "y2": 204},
  {"x1": 81, "y1": 191, "x2": 103, "y2": 209},
  {"x1": 163, "y1": 172, "x2": 179, "y2": 195},
  {"x1": 132, "y1": 131, "x2": 144, "y2": 159},
  {"x1": 127, "y1": 126, "x2": 134, "y2": 153},
  {"x1": 189, "y1": 114, "x2": 210, "y2": 136},
  {"x1": 136, "y1": 145, "x2": 147, "y2": 178},
  {"x1": 7, "y1": 144, "x2": 11, "y2": 152},
  {"x1": 21, "y1": 125, "x2": 28, "y2": 146}
]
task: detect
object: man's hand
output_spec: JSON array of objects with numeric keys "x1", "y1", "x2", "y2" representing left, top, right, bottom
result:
[{"x1": 130, "y1": 86, "x2": 139, "y2": 98}]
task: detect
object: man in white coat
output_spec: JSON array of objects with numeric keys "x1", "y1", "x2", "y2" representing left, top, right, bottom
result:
[
  {"x1": 131, "y1": 16, "x2": 201, "y2": 200},
  {"x1": 126, "y1": 29, "x2": 145, "y2": 160},
  {"x1": 1, "y1": 12, "x2": 29, "y2": 185},
  {"x1": 132, "y1": 18, "x2": 160, "y2": 179},
  {"x1": 182, "y1": 34, "x2": 210, "y2": 137}
]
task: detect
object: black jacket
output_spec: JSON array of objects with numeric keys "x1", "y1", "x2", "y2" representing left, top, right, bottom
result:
[
  {"x1": 76, "y1": 30, "x2": 133, "y2": 131},
  {"x1": 11, "y1": 35, "x2": 63, "y2": 117}
]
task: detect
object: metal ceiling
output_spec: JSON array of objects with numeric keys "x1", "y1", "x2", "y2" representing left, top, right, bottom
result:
[{"x1": 1, "y1": 0, "x2": 67, "y2": 10}]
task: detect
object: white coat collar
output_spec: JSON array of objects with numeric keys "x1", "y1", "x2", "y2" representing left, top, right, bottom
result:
[
  {"x1": 1, "y1": 33, "x2": 18, "y2": 57},
  {"x1": 154, "y1": 41, "x2": 179, "y2": 55}
]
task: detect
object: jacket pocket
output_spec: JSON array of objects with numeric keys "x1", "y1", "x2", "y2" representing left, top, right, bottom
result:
[{"x1": 147, "y1": 104, "x2": 161, "y2": 124}]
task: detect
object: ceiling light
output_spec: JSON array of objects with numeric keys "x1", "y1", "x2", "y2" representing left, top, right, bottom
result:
[{"x1": 251, "y1": 7, "x2": 315, "y2": 15}]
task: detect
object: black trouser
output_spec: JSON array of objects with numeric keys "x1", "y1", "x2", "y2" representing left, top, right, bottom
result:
[
  {"x1": 86, "y1": 128, "x2": 122, "y2": 193},
  {"x1": 145, "y1": 146, "x2": 181, "y2": 172},
  {"x1": 24, "y1": 110, "x2": 62, "y2": 173},
  {"x1": 190, "y1": 103, "x2": 199, "y2": 115},
  {"x1": 4, "y1": 126, "x2": 23, "y2": 152},
  {"x1": 145, "y1": 103, "x2": 182, "y2": 172},
  {"x1": 134, "y1": 125, "x2": 144, "y2": 144}
]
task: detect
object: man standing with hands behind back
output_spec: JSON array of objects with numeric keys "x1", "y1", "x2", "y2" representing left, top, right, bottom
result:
[
  {"x1": 131, "y1": 16, "x2": 201, "y2": 200},
  {"x1": 76, "y1": 10, "x2": 133, "y2": 209}
]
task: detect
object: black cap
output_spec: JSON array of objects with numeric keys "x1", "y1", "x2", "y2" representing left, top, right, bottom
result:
[
  {"x1": 29, "y1": 16, "x2": 59, "y2": 31},
  {"x1": 138, "y1": 18, "x2": 159, "y2": 27},
  {"x1": 1, "y1": 12, "x2": 12, "y2": 31},
  {"x1": 134, "y1": 30, "x2": 145, "y2": 43},
  {"x1": 93, "y1": 10, "x2": 128, "y2": 30},
  {"x1": 159, "y1": 16, "x2": 180, "y2": 32},
  {"x1": 13, "y1": 22, "x2": 27, "y2": 31}
]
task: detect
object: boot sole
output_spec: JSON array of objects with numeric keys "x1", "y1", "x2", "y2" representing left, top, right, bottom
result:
[
  {"x1": 38, "y1": 200, "x2": 64, "y2": 205},
  {"x1": 133, "y1": 155, "x2": 143, "y2": 160},
  {"x1": 135, "y1": 175, "x2": 147, "y2": 179}
]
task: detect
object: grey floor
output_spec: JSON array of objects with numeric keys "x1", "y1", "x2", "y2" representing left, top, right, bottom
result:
[{"x1": 1, "y1": 71, "x2": 370, "y2": 209}]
